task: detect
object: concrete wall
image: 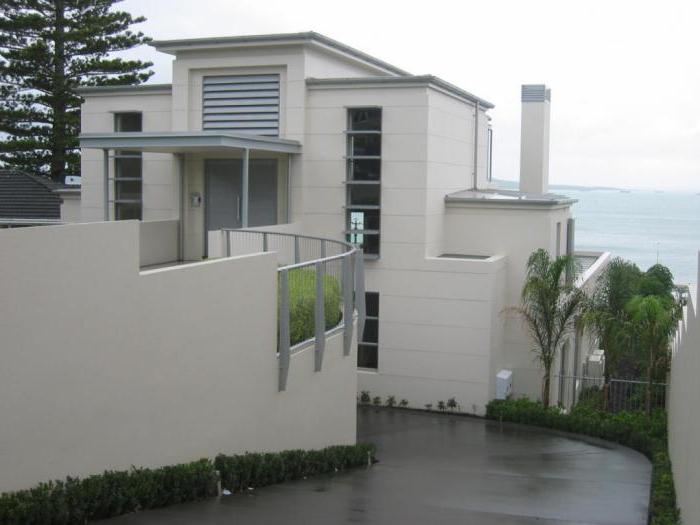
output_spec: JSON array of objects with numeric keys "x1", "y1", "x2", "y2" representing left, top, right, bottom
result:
[
  {"x1": 59, "y1": 193, "x2": 82, "y2": 223},
  {"x1": 668, "y1": 253, "x2": 700, "y2": 525},
  {"x1": 139, "y1": 219, "x2": 179, "y2": 267},
  {"x1": 0, "y1": 222, "x2": 357, "y2": 493},
  {"x1": 444, "y1": 202, "x2": 571, "y2": 400}
]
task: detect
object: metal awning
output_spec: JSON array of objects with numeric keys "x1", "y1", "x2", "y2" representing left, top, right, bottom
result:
[{"x1": 79, "y1": 131, "x2": 302, "y2": 154}]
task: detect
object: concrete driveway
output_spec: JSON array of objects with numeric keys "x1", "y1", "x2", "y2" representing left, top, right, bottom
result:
[{"x1": 107, "y1": 407, "x2": 651, "y2": 524}]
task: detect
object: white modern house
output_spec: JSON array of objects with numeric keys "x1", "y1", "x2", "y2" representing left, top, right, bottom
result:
[
  {"x1": 0, "y1": 31, "x2": 610, "y2": 493},
  {"x1": 77, "y1": 31, "x2": 608, "y2": 412}
]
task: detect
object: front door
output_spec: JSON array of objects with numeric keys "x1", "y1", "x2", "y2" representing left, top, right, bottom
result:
[{"x1": 205, "y1": 159, "x2": 242, "y2": 232}]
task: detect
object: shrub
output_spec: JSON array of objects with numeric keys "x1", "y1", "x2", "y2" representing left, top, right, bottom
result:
[
  {"x1": 424, "y1": 403, "x2": 433, "y2": 410},
  {"x1": 286, "y1": 268, "x2": 342, "y2": 345},
  {"x1": 399, "y1": 399, "x2": 409, "y2": 408},
  {"x1": 485, "y1": 398, "x2": 680, "y2": 524},
  {"x1": 359, "y1": 390, "x2": 371, "y2": 404},
  {"x1": 372, "y1": 396, "x2": 382, "y2": 406},
  {"x1": 0, "y1": 459, "x2": 219, "y2": 524},
  {"x1": 214, "y1": 444, "x2": 375, "y2": 492},
  {"x1": 437, "y1": 401, "x2": 446, "y2": 412},
  {"x1": 385, "y1": 395, "x2": 396, "y2": 407}
]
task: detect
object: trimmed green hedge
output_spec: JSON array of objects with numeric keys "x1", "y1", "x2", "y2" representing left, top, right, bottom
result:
[
  {"x1": 215, "y1": 443, "x2": 375, "y2": 492},
  {"x1": 287, "y1": 268, "x2": 342, "y2": 345},
  {"x1": 0, "y1": 459, "x2": 218, "y2": 524},
  {"x1": 0, "y1": 443, "x2": 375, "y2": 524},
  {"x1": 486, "y1": 398, "x2": 680, "y2": 525}
]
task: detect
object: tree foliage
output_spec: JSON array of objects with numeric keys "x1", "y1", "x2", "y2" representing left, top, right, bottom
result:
[
  {"x1": 510, "y1": 249, "x2": 586, "y2": 407},
  {"x1": 0, "y1": 0, "x2": 153, "y2": 180}
]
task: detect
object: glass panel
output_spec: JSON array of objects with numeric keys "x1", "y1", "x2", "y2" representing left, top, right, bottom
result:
[
  {"x1": 348, "y1": 209, "x2": 380, "y2": 232},
  {"x1": 348, "y1": 185, "x2": 380, "y2": 206},
  {"x1": 115, "y1": 202, "x2": 142, "y2": 220},
  {"x1": 348, "y1": 158, "x2": 380, "y2": 181},
  {"x1": 349, "y1": 134, "x2": 380, "y2": 157},
  {"x1": 115, "y1": 157, "x2": 142, "y2": 179},
  {"x1": 350, "y1": 108, "x2": 381, "y2": 131},
  {"x1": 363, "y1": 234, "x2": 380, "y2": 255},
  {"x1": 365, "y1": 292, "x2": 379, "y2": 318},
  {"x1": 115, "y1": 180, "x2": 141, "y2": 201},
  {"x1": 361, "y1": 318, "x2": 378, "y2": 344},
  {"x1": 114, "y1": 112, "x2": 142, "y2": 132},
  {"x1": 358, "y1": 344, "x2": 378, "y2": 369}
]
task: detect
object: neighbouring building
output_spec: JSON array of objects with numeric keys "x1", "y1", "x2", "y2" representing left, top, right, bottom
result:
[
  {"x1": 77, "y1": 31, "x2": 608, "y2": 412},
  {"x1": 0, "y1": 169, "x2": 80, "y2": 226}
]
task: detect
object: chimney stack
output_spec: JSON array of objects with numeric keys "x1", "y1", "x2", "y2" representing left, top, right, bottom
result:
[{"x1": 519, "y1": 84, "x2": 551, "y2": 194}]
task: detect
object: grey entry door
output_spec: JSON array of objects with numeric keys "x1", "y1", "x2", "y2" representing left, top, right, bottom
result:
[
  {"x1": 205, "y1": 159, "x2": 242, "y2": 233},
  {"x1": 249, "y1": 159, "x2": 278, "y2": 227}
]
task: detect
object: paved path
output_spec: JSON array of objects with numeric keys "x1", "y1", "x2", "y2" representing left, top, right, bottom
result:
[{"x1": 107, "y1": 407, "x2": 651, "y2": 524}]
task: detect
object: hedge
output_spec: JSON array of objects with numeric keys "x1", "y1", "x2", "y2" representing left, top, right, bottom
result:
[
  {"x1": 0, "y1": 459, "x2": 218, "y2": 524},
  {"x1": 215, "y1": 443, "x2": 375, "y2": 492},
  {"x1": 486, "y1": 398, "x2": 680, "y2": 525},
  {"x1": 0, "y1": 443, "x2": 375, "y2": 524},
  {"x1": 287, "y1": 268, "x2": 342, "y2": 345}
]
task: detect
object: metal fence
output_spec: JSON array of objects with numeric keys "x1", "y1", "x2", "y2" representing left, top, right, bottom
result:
[
  {"x1": 556, "y1": 374, "x2": 668, "y2": 413},
  {"x1": 221, "y1": 229, "x2": 366, "y2": 392}
]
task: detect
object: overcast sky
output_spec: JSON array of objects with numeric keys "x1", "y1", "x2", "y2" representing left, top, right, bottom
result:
[{"x1": 119, "y1": 0, "x2": 700, "y2": 191}]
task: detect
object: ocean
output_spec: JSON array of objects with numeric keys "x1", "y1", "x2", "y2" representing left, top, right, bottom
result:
[{"x1": 494, "y1": 181, "x2": 700, "y2": 285}]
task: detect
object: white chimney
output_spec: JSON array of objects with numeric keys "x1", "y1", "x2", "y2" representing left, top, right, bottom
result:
[{"x1": 519, "y1": 84, "x2": 551, "y2": 194}]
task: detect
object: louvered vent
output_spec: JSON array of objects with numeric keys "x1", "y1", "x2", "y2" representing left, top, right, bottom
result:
[{"x1": 202, "y1": 74, "x2": 280, "y2": 136}]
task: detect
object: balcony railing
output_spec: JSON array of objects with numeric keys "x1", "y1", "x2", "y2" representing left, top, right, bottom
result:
[{"x1": 221, "y1": 229, "x2": 366, "y2": 391}]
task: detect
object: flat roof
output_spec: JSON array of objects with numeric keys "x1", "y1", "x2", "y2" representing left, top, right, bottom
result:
[
  {"x1": 79, "y1": 131, "x2": 301, "y2": 154},
  {"x1": 151, "y1": 31, "x2": 410, "y2": 77},
  {"x1": 446, "y1": 188, "x2": 577, "y2": 207},
  {"x1": 77, "y1": 83, "x2": 172, "y2": 96},
  {"x1": 307, "y1": 75, "x2": 494, "y2": 109}
]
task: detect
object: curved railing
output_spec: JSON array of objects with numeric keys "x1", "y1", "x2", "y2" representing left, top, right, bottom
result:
[{"x1": 220, "y1": 229, "x2": 366, "y2": 391}]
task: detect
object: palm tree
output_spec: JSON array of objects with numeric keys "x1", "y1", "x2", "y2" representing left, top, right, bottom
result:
[
  {"x1": 626, "y1": 295, "x2": 680, "y2": 414},
  {"x1": 511, "y1": 249, "x2": 586, "y2": 408},
  {"x1": 582, "y1": 258, "x2": 642, "y2": 382}
]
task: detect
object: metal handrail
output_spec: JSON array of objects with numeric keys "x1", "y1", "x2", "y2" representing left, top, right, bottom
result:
[{"x1": 219, "y1": 228, "x2": 366, "y2": 391}]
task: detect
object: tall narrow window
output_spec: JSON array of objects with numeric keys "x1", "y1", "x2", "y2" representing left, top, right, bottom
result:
[
  {"x1": 346, "y1": 108, "x2": 381, "y2": 257},
  {"x1": 358, "y1": 292, "x2": 379, "y2": 369},
  {"x1": 114, "y1": 112, "x2": 142, "y2": 220}
]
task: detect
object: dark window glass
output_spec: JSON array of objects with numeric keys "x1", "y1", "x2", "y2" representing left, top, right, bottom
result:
[
  {"x1": 347, "y1": 209, "x2": 380, "y2": 232},
  {"x1": 358, "y1": 344, "x2": 378, "y2": 369},
  {"x1": 348, "y1": 158, "x2": 381, "y2": 181},
  {"x1": 114, "y1": 112, "x2": 142, "y2": 132},
  {"x1": 346, "y1": 232, "x2": 380, "y2": 255},
  {"x1": 115, "y1": 180, "x2": 141, "y2": 201},
  {"x1": 365, "y1": 292, "x2": 379, "y2": 318},
  {"x1": 349, "y1": 134, "x2": 381, "y2": 157},
  {"x1": 115, "y1": 157, "x2": 142, "y2": 180},
  {"x1": 362, "y1": 318, "x2": 378, "y2": 343},
  {"x1": 348, "y1": 185, "x2": 380, "y2": 206},
  {"x1": 115, "y1": 202, "x2": 142, "y2": 220},
  {"x1": 350, "y1": 108, "x2": 381, "y2": 131}
]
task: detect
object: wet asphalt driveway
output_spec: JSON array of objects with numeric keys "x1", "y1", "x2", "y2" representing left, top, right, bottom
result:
[{"x1": 106, "y1": 407, "x2": 651, "y2": 524}]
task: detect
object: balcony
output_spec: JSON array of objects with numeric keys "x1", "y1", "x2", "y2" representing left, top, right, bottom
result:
[{"x1": 212, "y1": 228, "x2": 367, "y2": 391}]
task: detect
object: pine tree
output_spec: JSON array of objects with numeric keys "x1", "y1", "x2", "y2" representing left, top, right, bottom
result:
[{"x1": 0, "y1": 0, "x2": 153, "y2": 180}]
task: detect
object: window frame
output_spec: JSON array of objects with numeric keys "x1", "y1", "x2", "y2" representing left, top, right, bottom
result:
[
  {"x1": 113, "y1": 112, "x2": 143, "y2": 220},
  {"x1": 358, "y1": 291, "x2": 379, "y2": 370},
  {"x1": 345, "y1": 107, "x2": 382, "y2": 259}
]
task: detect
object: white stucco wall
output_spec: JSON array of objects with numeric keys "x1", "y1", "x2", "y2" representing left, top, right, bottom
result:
[
  {"x1": 59, "y1": 192, "x2": 82, "y2": 223},
  {"x1": 668, "y1": 254, "x2": 700, "y2": 525},
  {"x1": 80, "y1": 90, "x2": 176, "y2": 222},
  {"x1": 0, "y1": 222, "x2": 357, "y2": 493},
  {"x1": 444, "y1": 202, "x2": 572, "y2": 400}
]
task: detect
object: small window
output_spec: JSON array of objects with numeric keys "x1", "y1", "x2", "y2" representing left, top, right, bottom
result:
[
  {"x1": 358, "y1": 292, "x2": 379, "y2": 369},
  {"x1": 114, "y1": 112, "x2": 142, "y2": 132}
]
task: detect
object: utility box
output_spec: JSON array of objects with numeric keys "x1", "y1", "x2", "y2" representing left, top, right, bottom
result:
[{"x1": 496, "y1": 369, "x2": 513, "y2": 400}]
